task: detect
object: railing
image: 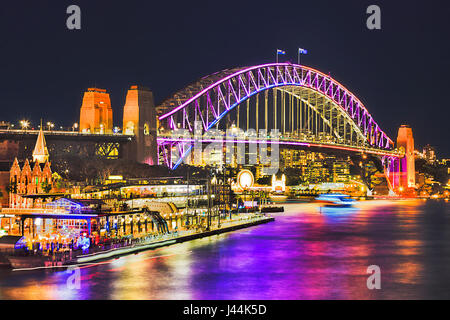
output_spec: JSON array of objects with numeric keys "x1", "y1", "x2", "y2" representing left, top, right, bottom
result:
[
  {"x1": 0, "y1": 129, "x2": 134, "y2": 138},
  {"x1": 1, "y1": 208, "x2": 68, "y2": 214},
  {"x1": 157, "y1": 134, "x2": 402, "y2": 157}
]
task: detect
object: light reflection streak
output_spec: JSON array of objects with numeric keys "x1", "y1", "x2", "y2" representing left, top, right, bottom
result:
[{"x1": 0, "y1": 200, "x2": 448, "y2": 299}]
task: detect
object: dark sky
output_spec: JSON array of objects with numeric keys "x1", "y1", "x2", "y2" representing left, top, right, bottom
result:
[{"x1": 1, "y1": 0, "x2": 449, "y2": 157}]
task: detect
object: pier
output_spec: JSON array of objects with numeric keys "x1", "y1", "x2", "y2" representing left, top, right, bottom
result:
[{"x1": 3, "y1": 214, "x2": 275, "y2": 270}]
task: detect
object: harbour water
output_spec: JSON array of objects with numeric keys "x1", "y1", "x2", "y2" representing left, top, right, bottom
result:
[{"x1": 0, "y1": 200, "x2": 449, "y2": 300}]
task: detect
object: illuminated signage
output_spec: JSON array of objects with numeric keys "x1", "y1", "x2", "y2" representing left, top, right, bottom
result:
[{"x1": 237, "y1": 170, "x2": 254, "y2": 189}]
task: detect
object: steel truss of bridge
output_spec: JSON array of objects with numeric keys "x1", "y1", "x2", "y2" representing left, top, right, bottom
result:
[
  {"x1": 155, "y1": 63, "x2": 402, "y2": 169},
  {"x1": 0, "y1": 129, "x2": 135, "y2": 161}
]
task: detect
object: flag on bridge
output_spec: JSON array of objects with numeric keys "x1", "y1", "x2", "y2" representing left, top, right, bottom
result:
[{"x1": 276, "y1": 49, "x2": 286, "y2": 63}]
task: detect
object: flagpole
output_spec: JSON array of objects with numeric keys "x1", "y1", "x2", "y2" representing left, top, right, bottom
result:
[{"x1": 298, "y1": 48, "x2": 307, "y2": 66}]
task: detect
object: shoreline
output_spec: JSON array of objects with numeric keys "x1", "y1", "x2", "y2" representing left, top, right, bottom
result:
[{"x1": 7, "y1": 215, "x2": 275, "y2": 271}]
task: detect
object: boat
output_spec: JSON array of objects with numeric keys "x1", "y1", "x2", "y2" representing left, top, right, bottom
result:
[
  {"x1": 269, "y1": 193, "x2": 288, "y2": 202},
  {"x1": 314, "y1": 193, "x2": 356, "y2": 208}
]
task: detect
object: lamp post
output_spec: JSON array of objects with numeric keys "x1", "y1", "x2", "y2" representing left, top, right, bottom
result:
[
  {"x1": 47, "y1": 122, "x2": 54, "y2": 131},
  {"x1": 228, "y1": 167, "x2": 233, "y2": 220},
  {"x1": 206, "y1": 175, "x2": 212, "y2": 231},
  {"x1": 20, "y1": 120, "x2": 30, "y2": 131}
]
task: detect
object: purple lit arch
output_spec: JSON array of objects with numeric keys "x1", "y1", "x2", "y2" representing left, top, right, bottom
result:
[{"x1": 156, "y1": 63, "x2": 395, "y2": 168}]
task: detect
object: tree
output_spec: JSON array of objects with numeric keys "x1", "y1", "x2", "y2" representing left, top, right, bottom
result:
[
  {"x1": 416, "y1": 158, "x2": 449, "y2": 185},
  {"x1": 256, "y1": 176, "x2": 271, "y2": 185},
  {"x1": 52, "y1": 172, "x2": 63, "y2": 190},
  {"x1": 284, "y1": 168, "x2": 304, "y2": 186},
  {"x1": 41, "y1": 181, "x2": 52, "y2": 193}
]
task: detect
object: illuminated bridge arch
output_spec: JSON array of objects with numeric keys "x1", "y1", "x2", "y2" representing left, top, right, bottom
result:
[{"x1": 157, "y1": 63, "x2": 394, "y2": 167}]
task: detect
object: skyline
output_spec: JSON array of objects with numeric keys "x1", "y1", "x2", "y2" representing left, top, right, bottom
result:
[
  {"x1": 0, "y1": 1, "x2": 449, "y2": 156},
  {"x1": 1, "y1": 1, "x2": 450, "y2": 303}
]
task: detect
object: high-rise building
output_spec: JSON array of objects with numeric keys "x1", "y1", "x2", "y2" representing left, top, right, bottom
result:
[
  {"x1": 423, "y1": 144, "x2": 436, "y2": 163},
  {"x1": 79, "y1": 88, "x2": 113, "y2": 134},
  {"x1": 333, "y1": 160, "x2": 350, "y2": 183},
  {"x1": 280, "y1": 149, "x2": 308, "y2": 169}
]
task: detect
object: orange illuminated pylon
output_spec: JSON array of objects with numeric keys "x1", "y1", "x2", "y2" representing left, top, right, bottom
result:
[
  {"x1": 123, "y1": 85, "x2": 157, "y2": 165},
  {"x1": 396, "y1": 125, "x2": 415, "y2": 189},
  {"x1": 79, "y1": 88, "x2": 113, "y2": 134}
]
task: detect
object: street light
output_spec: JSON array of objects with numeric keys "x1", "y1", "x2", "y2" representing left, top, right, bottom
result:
[
  {"x1": 20, "y1": 120, "x2": 30, "y2": 130},
  {"x1": 47, "y1": 122, "x2": 54, "y2": 131}
]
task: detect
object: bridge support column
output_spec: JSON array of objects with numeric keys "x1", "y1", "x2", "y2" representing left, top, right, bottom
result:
[
  {"x1": 123, "y1": 85, "x2": 157, "y2": 165},
  {"x1": 396, "y1": 125, "x2": 415, "y2": 190}
]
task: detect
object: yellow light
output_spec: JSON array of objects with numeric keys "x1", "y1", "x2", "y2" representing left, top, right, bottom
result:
[
  {"x1": 237, "y1": 170, "x2": 254, "y2": 189},
  {"x1": 108, "y1": 175, "x2": 123, "y2": 180},
  {"x1": 20, "y1": 120, "x2": 30, "y2": 129}
]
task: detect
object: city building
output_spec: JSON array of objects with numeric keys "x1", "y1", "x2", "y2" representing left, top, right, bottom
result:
[
  {"x1": 9, "y1": 128, "x2": 54, "y2": 208},
  {"x1": 423, "y1": 144, "x2": 436, "y2": 163},
  {"x1": 441, "y1": 159, "x2": 450, "y2": 175},
  {"x1": 333, "y1": 160, "x2": 350, "y2": 183},
  {"x1": 271, "y1": 174, "x2": 286, "y2": 192}
]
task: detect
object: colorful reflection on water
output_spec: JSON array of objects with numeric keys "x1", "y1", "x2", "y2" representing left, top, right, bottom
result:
[{"x1": 0, "y1": 200, "x2": 449, "y2": 299}]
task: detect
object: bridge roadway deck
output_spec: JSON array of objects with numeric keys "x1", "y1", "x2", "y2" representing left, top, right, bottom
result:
[
  {"x1": 157, "y1": 136, "x2": 403, "y2": 158},
  {"x1": 0, "y1": 129, "x2": 134, "y2": 142}
]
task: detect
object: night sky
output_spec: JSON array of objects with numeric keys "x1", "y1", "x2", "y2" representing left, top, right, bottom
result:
[{"x1": 1, "y1": 1, "x2": 449, "y2": 156}]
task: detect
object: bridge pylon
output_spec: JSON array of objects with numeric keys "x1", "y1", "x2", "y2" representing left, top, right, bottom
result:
[
  {"x1": 123, "y1": 85, "x2": 157, "y2": 165},
  {"x1": 396, "y1": 125, "x2": 415, "y2": 189},
  {"x1": 79, "y1": 88, "x2": 113, "y2": 134}
]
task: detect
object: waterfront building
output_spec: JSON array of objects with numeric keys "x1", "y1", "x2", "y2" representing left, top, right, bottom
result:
[
  {"x1": 9, "y1": 128, "x2": 54, "y2": 208},
  {"x1": 0, "y1": 197, "x2": 180, "y2": 246},
  {"x1": 271, "y1": 174, "x2": 286, "y2": 192}
]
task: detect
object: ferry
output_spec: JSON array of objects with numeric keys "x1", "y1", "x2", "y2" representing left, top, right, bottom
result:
[{"x1": 314, "y1": 193, "x2": 356, "y2": 208}]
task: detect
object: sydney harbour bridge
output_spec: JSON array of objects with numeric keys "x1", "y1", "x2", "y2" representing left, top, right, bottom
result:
[
  {"x1": 156, "y1": 63, "x2": 407, "y2": 190},
  {"x1": 0, "y1": 62, "x2": 411, "y2": 192}
]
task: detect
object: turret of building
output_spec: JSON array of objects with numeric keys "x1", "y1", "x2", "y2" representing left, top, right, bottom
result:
[
  {"x1": 397, "y1": 125, "x2": 415, "y2": 188},
  {"x1": 123, "y1": 85, "x2": 157, "y2": 165},
  {"x1": 79, "y1": 88, "x2": 113, "y2": 134},
  {"x1": 32, "y1": 126, "x2": 49, "y2": 163}
]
